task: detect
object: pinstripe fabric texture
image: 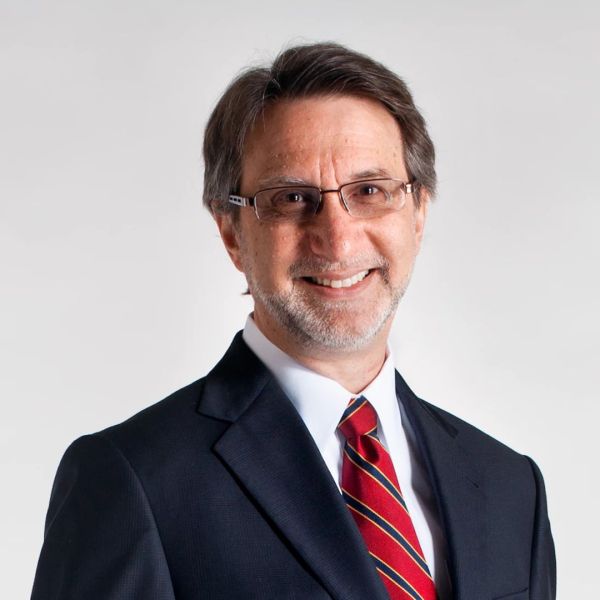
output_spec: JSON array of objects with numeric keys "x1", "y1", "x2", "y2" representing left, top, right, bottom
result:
[{"x1": 338, "y1": 396, "x2": 437, "y2": 600}]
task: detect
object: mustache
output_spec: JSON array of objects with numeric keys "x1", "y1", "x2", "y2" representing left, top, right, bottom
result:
[{"x1": 288, "y1": 255, "x2": 389, "y2": 277}]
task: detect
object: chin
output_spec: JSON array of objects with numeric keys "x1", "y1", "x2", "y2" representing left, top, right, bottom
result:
[
  {"x1": 250, "y1": 275, "x2": 405, "y2": 352},
  {"x1": 273, "y1": 302, "x2": 395, "y2": 352}
]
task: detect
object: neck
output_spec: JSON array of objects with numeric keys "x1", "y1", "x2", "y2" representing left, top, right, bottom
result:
[
  {"x1": 292, "y1": 345, "x2": 387, "y2": 394},
  {"x1": 253, "y1": 314, "x2": 390, "y2": 394}
]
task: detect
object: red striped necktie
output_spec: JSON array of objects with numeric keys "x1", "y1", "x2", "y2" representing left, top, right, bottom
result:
[{"x1": 338, "y1": 396, "x2": 437, "y2": 600}]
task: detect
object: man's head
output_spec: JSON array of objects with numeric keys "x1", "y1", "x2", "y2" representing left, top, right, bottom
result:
[
  {"x1": 203, "y1": 43, "x2": 435, "y2": 214},
  {"x1": 203, "y1": 43, "x2": 436, "y2": 359}
]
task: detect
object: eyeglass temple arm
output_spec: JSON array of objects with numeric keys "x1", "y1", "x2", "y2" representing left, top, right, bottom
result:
[{"x1": 228, "y1": 194, "x2": 255, "y2": 207}]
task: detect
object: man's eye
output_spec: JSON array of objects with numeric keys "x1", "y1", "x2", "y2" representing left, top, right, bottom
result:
[
  {"x1": 357, "y1": 184, "x2": 380, "y2": 196},
  {"x1": 271, "y1": 190, "x2": 311, "y2": 204},
  {"x1": 284, "y1": 192, "x2": 306, "y2": 203}
]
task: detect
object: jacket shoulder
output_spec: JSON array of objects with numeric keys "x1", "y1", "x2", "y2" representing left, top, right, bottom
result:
[
  {"x1": 421, "y1": 399, "x2": 522, "y2": 455},
  {"x1": 83, "y1": 376, "x2": 218, "y2": 474},
  {"x1": 105, "y1": 376, "x2": 206, "y2": 432},
  {"x1": 417, "y1": 397, "x2": 541, "y2": 492}
]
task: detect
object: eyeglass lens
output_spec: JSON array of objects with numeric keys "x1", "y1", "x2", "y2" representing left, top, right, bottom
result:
[{"x1": 254, "y1": 179, "x2": 406, "y2": 221}]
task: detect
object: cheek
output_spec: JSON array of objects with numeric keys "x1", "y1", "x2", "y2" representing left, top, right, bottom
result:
[
  {"x1": 248, "y1": 228, "x2": 302, "y2": 280},
  {"x1": 267, "y1": 227, "x2": 304, "y2": 259},
  {"x1": 381, "y1": 222, "x2": 420, "y2": 269}
]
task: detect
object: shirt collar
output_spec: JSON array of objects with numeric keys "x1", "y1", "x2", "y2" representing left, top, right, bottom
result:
[{"x1": 242, "y1": 315, "x2": 398, "y2": 449}]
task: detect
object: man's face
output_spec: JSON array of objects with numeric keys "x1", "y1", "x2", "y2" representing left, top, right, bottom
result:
[{"x1": 216, "y1": 95, "x2": 427, "y2": 356}]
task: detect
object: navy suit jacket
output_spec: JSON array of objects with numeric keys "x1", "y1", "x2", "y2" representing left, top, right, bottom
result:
[{"x1": 32, "y1": 333, "x2": 556, "y2": 599}]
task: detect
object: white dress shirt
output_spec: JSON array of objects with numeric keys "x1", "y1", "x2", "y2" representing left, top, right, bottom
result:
[{"x1": 243, "y1": 316, "x2": 451, "y2": 596}]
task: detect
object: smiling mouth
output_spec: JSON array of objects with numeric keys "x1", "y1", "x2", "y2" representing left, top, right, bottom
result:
[{"x1": 303, "y1": 269, "x2": 371, "y2": 289}]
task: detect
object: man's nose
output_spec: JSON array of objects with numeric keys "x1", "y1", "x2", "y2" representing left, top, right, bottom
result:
[{"x1": 305, "y1": 190, "x2": 359, "y2": 259}]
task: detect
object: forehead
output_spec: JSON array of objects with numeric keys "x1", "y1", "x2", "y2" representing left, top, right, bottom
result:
[{"x1": 241, "y1": 95, "x2": 406, "y2": 188}]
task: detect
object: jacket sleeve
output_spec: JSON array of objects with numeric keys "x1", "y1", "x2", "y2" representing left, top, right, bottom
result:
[
  {"x1": 31, "y1": 434, "x2": 176, "y2": 600},
  {"x1": 526, "y1": 457, "x2": 557, "y2": 600}
]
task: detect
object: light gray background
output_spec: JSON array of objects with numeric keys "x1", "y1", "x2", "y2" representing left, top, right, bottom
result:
[{"x1": 1, "y1": 1, "x2": 598, "y2": 597}]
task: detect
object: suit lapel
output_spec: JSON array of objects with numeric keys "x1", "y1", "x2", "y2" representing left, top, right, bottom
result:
[
  {"x1": 396, "y1": 372, "x2": 489, "y2": 600},
  {"x1": 198, "y1": 334, "x2": 388, "y2": 600}
]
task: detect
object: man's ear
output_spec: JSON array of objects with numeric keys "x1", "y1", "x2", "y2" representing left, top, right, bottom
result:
[
  {"x1": 413, "y1": 190, "x2": 429, "y2": 250},
  {"x1": 214, "y1": 211, "x2": 244, "y2": 272}
]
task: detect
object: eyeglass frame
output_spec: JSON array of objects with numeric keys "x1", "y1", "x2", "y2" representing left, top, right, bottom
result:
[{"x1": 228, "y1": 177, "x2": 415, "y2": 221}]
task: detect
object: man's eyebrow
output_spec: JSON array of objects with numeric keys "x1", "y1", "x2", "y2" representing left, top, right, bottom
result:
[
  {"x1": 256, "y1": 168, "x2": 396, "y2": 190},
  {"x1": 255, "y1": 175, "x2": 312, "y2": 189},
  {"x1": 350, "y1": 168, "x2": 395, "y2": 180}
]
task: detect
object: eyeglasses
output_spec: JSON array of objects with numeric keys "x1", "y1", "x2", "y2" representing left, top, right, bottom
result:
[{"x1": 228, "y1": 178, "x2": 414, "y2": 222}]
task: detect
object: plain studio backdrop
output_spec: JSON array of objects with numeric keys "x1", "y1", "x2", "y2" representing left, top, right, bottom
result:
[{"x1": 1, "y1": 1, "x2": 598, "y2": 597}]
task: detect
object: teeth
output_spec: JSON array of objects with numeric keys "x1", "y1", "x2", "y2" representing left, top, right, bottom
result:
[{"x1": 309, "y1": 270, "x2": 369, "y2": 288}]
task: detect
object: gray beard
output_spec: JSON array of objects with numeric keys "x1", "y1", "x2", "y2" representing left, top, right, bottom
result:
[{"x1": 245, "y1": 256, "x2": 410, "y2": 352}]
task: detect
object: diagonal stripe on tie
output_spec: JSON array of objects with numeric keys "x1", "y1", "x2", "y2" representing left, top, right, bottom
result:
[
  {"x1": 370, "y1": 551, "x2": 424, "y2": 600},
  {"x1": 338, "y1": 397, "x2": 437, "y2": 600},
  {"x1": 341, "y1": 489, "x2": 432, "y2": 577},
  {"x1": 342, "y1": 444, "x2": 426, "y2": 557},
  {"x1": 343, "y1": 498, "x2": 435, "y2": 594},
  {"x1": 339, "y1": 397, "x2": 370, "y2": 429},
  {"x1": 344, "y1": 442, "x2": 408, "y2": 510}
]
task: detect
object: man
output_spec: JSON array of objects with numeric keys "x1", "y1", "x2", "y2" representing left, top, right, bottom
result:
[{"x1": 32, "y1": 43, "x2": 556, "y2": 600}]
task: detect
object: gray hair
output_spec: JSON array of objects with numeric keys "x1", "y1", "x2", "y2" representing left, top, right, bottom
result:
[{"x1": 202, "y1": 42, "x2": 436, "y2": 214}]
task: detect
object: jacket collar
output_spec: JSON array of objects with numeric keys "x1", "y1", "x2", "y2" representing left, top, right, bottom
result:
[
  {"x1": 198, "y1": 332, "x2": 389, "y2": 600},
  {"x1": 396, "y1": 371, "x2": 489, "y2": 600}
]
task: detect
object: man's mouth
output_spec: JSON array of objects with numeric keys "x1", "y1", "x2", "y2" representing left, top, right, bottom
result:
[{"x1": 304, "y1": 269, "x2": 371, "y2": 289}]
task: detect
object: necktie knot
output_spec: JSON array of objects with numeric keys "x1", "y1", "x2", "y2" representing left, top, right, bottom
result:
[{"x1": 338, "y1": 396, "x2": 378, "y2": 440}]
